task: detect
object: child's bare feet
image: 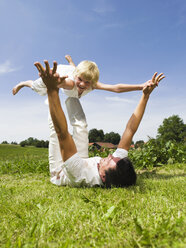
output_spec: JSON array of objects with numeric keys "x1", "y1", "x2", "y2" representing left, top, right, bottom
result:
[{"x1": 65, "y1": 55, "x2": 76, "y2": 67}]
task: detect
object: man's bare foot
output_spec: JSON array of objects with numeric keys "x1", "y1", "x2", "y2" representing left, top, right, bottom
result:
[{"x1": 65, "y1": 55, "x2": 76, "y2": 67}]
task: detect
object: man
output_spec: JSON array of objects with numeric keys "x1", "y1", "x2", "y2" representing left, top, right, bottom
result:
[{"x1": 34, "y1": 60, "x2": 165, "y2": 188}]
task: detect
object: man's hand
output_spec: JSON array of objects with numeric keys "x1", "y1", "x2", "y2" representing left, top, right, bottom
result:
[
  {"x1": 34, "y1": 60, "x2": 68, "y2": 91},
  {"x1": 143, "y1": 72, "x2": 165, "y2": 95}
]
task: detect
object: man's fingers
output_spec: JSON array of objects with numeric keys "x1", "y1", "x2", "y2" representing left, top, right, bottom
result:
[
  {"x1": 44, "y1": 60, "x2": 50, "y2": 74},
  {"x1": 34, "y1": 62, "x2": 45, "y2": 74},
  {"x1": 52, "y1": 61, "x2": 57, "y2": 74}
]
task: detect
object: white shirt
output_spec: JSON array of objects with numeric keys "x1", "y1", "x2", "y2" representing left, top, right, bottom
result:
[
  {"x1": 32, "y1": 64, "x2": 93, "y2": 98},
  {"x1": 50, "y1": 148, "x2": 128, "y2": 187}
]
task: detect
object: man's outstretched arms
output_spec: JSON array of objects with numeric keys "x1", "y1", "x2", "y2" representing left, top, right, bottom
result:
[
  {"x1": 34, "y1": 61, "x2": 77, "y2": 161},
  {"x1": 118, "y1": 72, "x2": 165, "y2": 151}
]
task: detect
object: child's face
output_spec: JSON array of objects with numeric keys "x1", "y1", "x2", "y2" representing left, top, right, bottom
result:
[{"x1": 74, "y1": 75, "x2": 92, "y2": 95}]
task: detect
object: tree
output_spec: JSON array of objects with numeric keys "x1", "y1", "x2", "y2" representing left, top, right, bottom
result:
[
  {"x1": 104, "y1": 132, "x2": 121, "y2": 145},
  {"x1": 1, "y1": 141, "x2": 9, "y2": 144},
  {"x1": 19, "y1": 137, "x2": 49, "y2": 148},
  {"x1": 11, "y1": 141, "x2": 18, "y2": 145},
  {"x1": 20, "y1": 141, "x2": 27, "y2": 147},
  {"x1": 157, "y1": 115, "x2": 186, "y2": 143},
  {"x1": 88, "y1": 129, "x2": 104, "y2": 142},
  {"x1": 35, "y1": 140, "x2": 49, "y2": 148},
  {"x1": 135, "y1": 140, "x2": 145, "y2": 148}
]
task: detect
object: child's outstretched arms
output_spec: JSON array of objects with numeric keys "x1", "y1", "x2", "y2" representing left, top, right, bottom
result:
[{"x1": 94, "y1": 79, "x2": 159, "y2": 93}]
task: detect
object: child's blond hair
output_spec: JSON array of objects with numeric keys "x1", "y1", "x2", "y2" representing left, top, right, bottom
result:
[{"x1": 73, "y1": 60, "x2": 99, "y2": 87}]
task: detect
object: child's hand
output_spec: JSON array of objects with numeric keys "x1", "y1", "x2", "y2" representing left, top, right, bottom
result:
[
  {"x1": 143, "y1": 72, "x2": 165, "y2": 95},
  {"x1": 142, "y1": 72, "x2": 165, "y2": 89},
  {"x1": 142, "y1": 79, "x2": 158, "y2": 89}
]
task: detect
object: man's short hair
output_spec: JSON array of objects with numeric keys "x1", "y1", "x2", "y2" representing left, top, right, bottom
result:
[
  {"x1": 73, "y1": 60, "x2": 99, "y2": 87},
  {"x1": 105, "y1": 157, "x2": 137, "y2": 188}
]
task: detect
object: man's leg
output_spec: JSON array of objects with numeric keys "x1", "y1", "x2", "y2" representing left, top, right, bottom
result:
[
  {"x1": 65, "y1": 97, "x2": 89, "y2": 158},
  {"x1": 48, "y1": 113, "x2": 63, "y2": 175},
  {"x1": 48, "y1": 97, "x2": 89, "y2": 174},
  {"x1": 31, "y1": 78, "x2": 47, "y2": 96}
]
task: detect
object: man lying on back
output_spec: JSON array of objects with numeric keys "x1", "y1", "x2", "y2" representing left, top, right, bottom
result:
[{"x1": 34, "y1": 60, "x2": 165, "y2": 188}]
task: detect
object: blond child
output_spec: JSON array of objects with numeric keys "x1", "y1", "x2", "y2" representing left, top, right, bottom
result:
[{"x1": 13, "y1": 55, "x2": 151, "y2": 98}]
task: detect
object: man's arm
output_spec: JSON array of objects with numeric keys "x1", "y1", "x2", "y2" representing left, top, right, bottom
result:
[
  {"x1": 118, "y1": 72, "x2": 165, "y2": 151},
  {"x1": 34, "y1": 61, "x2": 77, "y2": 161}
]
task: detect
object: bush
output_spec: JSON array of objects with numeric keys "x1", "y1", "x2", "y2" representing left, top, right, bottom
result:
[
  {"x1": 89, "y1": 147, "x2": 114, "y2": 158},
  {"x1": 128, "y1": 139, "x2": 186, "y2": 169}
]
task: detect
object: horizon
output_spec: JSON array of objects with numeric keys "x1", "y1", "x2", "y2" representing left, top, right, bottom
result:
[{"x1": 1, "y1": 112, "x2": 184, "y2": 145}]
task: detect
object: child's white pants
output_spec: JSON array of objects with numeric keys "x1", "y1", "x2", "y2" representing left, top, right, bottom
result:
[{"x1": 48, "y1": 97, "x2": 89, "y2": 174}]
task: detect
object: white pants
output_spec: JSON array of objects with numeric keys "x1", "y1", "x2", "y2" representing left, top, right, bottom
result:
[{"x1": 48, "y1": 97, "x2": 89, "y2": 174}]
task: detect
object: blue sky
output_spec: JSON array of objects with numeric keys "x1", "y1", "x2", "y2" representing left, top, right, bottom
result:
[{"x1": 0, "y1": 0, "x2": 186, "y2": 143}]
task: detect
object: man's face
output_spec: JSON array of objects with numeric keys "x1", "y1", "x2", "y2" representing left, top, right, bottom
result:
[
  {"x1": 74, "y1": 76, "x2": 92, "y2": 95},
  {"x1": 98, "y1": 154, "x2": 120, "y2": 182}
]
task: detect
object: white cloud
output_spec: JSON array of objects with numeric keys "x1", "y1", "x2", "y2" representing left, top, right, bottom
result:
[
  {"x1": 0, "y1": 60, "x2": 21, "y2": 75},
  {"x1": 105, "y1": 96, "x2": 136, "y2": 103}
]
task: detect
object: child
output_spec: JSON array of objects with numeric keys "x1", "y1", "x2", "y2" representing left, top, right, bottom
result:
[{"x1": 12, "y1": 55, "x2": 151, "y2": 98}]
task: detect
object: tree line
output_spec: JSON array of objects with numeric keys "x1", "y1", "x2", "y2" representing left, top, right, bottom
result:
[
  {"x1": 1, "y1": 115, "x2": 186, "y2": 148},
  {"x1": 1, "y1": 138, "x2": 49, "y2": 148},
  {"x1": 88, "y1": 129, "x2": 121, "y2": 145},
  {"x1": 89, "y1": 115, "x2": 186, "y2": 146}
]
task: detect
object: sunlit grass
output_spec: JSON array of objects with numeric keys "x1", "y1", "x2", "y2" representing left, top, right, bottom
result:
[{"x1": 0, "y1": 145, "x2": 185, "y2": 247}]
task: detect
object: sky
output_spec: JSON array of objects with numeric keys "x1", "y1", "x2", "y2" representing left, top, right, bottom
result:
[{"x1": 0, "y1": 0, "x2": 186, "y2": 143}]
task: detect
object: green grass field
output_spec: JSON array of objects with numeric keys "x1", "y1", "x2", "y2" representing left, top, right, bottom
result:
[{"x1": 0, "y1": 144, "x2": 185, "y2": 247}]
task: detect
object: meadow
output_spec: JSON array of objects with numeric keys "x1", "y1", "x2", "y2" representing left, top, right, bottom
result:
[{"x1": 0, "y1": 144, "x2": 185, "y2": 248}]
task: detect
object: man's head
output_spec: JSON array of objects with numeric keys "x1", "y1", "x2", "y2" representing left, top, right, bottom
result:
[
  {"x1": 73, "y1": 60, "x2": 99, "y2": 94},
  {"x1": 98, "y1": 154, "x2": 137, "y2": 188}
]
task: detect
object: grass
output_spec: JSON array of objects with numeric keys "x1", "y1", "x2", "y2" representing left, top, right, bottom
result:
[{"x1": 0, "y1": 144, "x2": 186, "y2": 247}]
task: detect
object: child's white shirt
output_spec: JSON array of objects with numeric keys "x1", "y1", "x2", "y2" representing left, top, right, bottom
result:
[{"x1": 32, "y1": 64, "x2": 93, "y2": 98}]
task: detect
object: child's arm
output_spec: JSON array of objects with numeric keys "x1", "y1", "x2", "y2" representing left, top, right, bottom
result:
[
  {"x1": 12, "y1": 80, "x2": 33, "y2": 95},
  {"x1": 95, "y1": 80, "x2": 151, "y2": 93}
]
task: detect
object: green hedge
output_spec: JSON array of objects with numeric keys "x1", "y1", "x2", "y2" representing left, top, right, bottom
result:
[{"x1": 129, "y1": 140, "x2": 186, "y2": 169}]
